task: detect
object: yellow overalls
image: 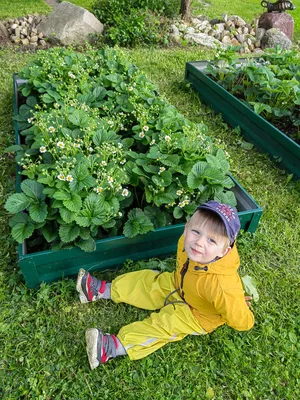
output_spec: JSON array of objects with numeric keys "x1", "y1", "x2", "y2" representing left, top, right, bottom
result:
[{"x1": 112, "y1": 269, "x2": 206, "y2": 360}]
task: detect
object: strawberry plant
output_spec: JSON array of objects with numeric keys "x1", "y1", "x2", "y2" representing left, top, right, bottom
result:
[
  {"x1": 5, "y1": 47, "x2": 236, "y2": 252},
  {"x1": 207, "y1": 47, "x2": 300, "y2": 143}
]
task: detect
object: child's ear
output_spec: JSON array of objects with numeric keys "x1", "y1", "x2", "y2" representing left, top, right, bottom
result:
[{"x1": 222, "y1": 246, "x2": 232, "y2": 257}]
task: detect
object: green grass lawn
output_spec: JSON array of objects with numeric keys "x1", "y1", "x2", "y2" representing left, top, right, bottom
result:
[
  {"x1": 0, "y1": 0, "x2": 51, "y2": 19},
  {"x1": 0, "y1": 1, "x2": 300, "y2": 399},
  {"x1": 0, "y1": 45, "x2": 299, "y2": 399}
]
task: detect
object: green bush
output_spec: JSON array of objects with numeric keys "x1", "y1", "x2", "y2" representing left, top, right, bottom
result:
[{"x1": 92, "y1": 0, "x2": 180, "y2": 47}]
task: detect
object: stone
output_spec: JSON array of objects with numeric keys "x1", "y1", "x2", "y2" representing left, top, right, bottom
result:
[
  {"x1": 255, "y1": 40, "x2": 261, "y2": 48},
  {"x1": 221, "y1": 35, "x2": 232, "y2": 45},
  {"x1": 231, "y1": 15, "x2": 246, "y2": 27},
  {"x1": 14, "y1": 27, "x2": 21, "y2": 38},
  {"x1": 38, "y1": 39, "x2": 47, "y2": 47},
  {"x1": 258, "y1": 12, "x2": 294, "y2": 40},
  {"x1": 20, "y1": 28, "x2": 28, "y2": 37},
  {"x1": 37, "y1": 1, "x2": 104, "y2": 45},
  {"x1": 186, "y1": 26, "x2": 195, "y2": 35},
  {"x1": 30, "y1": 35, "x2": 38, "y2": 43},
  {"x1": 210, "y1": 18, "x2": 223, "y2": 25},
  {"x1": 186, "y1": 32, "x2": 224, "y2": 49},
  {"x1": 0, "y1": 21, "x2": 9, "y2": 38},
  {"x1": 236, "y1": 34, "x2": 245, "y2": 43},
  {"x1": 225, "y1": 20, "x2": 234, "y2": 29},
  {"x1": 38, "y1": 32, "x2": 44, "y2": 38},
  {"x1": 169, "y1": 34, "x2": 181, "y2": 44},
  {"x1": 11, "y1": 23, "x2": 18, "y2": 31},
  {"x1": 170, "y1": 24, "x2": 180, "y2": 36},
  {"x1": 21, "y1": 38, "x2": 29, "y2": 45},
  {"x1": 253, "y1": 48, "x2": 264, "y2": 54},
  {"x1": 230, "y1": 38, "x2": 241, "y2": 47},
  {"x1": 214, "y1": 23, "x2": 225, "y2": 33},
  {"x1": 256, "y1": 27, "x2": 266, "y2": 41},
  {"x1": 261, "y1": 28, "x2": 292, "y2": 50}
]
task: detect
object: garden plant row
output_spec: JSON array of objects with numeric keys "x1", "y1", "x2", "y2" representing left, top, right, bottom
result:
[
  {"x1": 5, "y1": 46, "x2": 262, "y2": 287},
  {"x1": 186, "y1": 47, "x2": 300, "y2": 178}
]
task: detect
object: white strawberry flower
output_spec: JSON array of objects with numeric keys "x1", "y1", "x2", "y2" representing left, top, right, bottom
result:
[{"x1": 57, "y1": 141, "x2": 65, "y2": 149}]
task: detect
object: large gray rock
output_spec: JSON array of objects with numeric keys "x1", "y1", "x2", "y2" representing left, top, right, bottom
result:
[
  {"x1": 261, "y1": 28, "x2": 292, "y2": 50},
  {"x1": 37, "y1": 1, "x2": 104, "y2": 45},
  {"x1": 186, "y1": 32, "x2": 224, "y2": 49}
]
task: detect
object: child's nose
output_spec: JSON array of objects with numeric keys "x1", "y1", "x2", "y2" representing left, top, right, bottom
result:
[{"x1": 196, "y1": 236, "x2": 205, "y2": 247}]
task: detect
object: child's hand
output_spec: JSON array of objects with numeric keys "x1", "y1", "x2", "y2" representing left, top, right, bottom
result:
[{"x1": 245, "y1": 296, "x2": 252, "y2": 307}]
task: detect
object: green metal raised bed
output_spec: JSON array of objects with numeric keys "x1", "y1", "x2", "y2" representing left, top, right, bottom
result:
[
  {"x1": 185, "y1": 61, "x2": 300, "y2": 179},
  {"x1": 13, "y1": 75, "x2": 263, "y2": 288}
]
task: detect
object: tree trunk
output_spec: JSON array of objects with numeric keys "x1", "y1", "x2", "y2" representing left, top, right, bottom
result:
[{"x1": 180, "y1": 0, "x2": 191, "y2": 22}]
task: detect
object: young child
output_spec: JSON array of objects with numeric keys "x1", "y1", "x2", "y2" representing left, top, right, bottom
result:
[{"x1": 76, "y1": 201, "x2": 254, "y2": 370}]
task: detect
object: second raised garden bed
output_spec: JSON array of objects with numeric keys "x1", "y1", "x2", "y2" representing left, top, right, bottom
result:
[{"x1": 185, "y1": 60, "x2": 300, "y2": 179}]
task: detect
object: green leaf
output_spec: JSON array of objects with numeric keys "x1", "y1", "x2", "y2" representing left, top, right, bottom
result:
[
  {"x1": 173, "y1": 206, "x2": 184, "y2": 219},
  {"x1": 21, "y1": 179, "x2": 45, "y2": 201},
  {"x1": 29, "y1": 202, "x2": 48, "y2": 223},
  {"x1": 26, "y1": 96, "x2": 37, "y2": 108},
  {"x1": 123, "y1": 208, "x2": 154, "y2": 238},
  {"x1": 215, "y1": 191, "x2": 237, "y2": 207},
  {"x1": 8, "y1": 212, "x2": 28, "y2": 228},
  {"x1": 53, "y1": 191, "x2": 71, "y2": 201},
  {"x1": 241, "y1": 275, "x2": 259, "y2": 302},
  {"x1": 187, "y1": 172, "x2": 203, "y2": 190},
  {"x1": 288, "y1": 332, "x2": 297, "y2": 344},
  {"x1": 11, "y1": 219, "x2": 35, "y2": 243},
  {"x1": 59, "y1": 223, "x2": 80, "y2": 243},
  {"x1": 93, "y1": 86, "x2": 107, "y2": 99},
  {"x1": 42, "y1": 93, "x2": 55, "y2": 104},
  {"x1": 144, "y1": 206, "x2": 166, "y2": 228},
  {"x1": 153, "y1": 192, "x2": 174, "y2": 207},
  {"x1": 68, "y1": 110, "x2": 90, "y2": 127},
  {"x1": 152, "y1": 170, "x2": 172, "y2": 187},
  {"x1": 63, "y1": 193, "x2": 82, "y2": 212},
  {"x1": 76, "y1": 238, "x2": 96, "y2": 252},
  {"x1": 123, "y1": 219, "x2": 140, "y2": 238},
  {"x1": 59, "y1": 207, "x2": 76, "y2": 223},
  {"x1": 41, "y1": 221, "x2": 58, "y2": 243},
  {"x1": 5, "y1": 193, "x2": 32, "y2": 213}
]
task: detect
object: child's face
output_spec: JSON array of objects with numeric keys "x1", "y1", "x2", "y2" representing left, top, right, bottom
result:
[{"x1": 184, "y1": 222, "x2": 231, "y2": 264}]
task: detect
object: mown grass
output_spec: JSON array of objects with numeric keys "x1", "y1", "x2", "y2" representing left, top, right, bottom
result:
[
  {"x1": 0, "y1": 0, "x2": 51, "y2": 19},
  {"x1": 0, "y1": 45, "x2": 299, "y2": 399}
]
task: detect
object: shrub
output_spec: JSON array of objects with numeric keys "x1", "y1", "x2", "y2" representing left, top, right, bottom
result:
[{"x1": 91, "y1": 0, "x2": 180, "y2": 47}]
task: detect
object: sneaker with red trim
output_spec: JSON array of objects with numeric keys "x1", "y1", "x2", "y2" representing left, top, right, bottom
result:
[
  {"x1": 85, "y1": 328, "x2": 118, "y2": 369},
  {"x1": 76, "y1": 269, "x2": 107, "y2": 303}
]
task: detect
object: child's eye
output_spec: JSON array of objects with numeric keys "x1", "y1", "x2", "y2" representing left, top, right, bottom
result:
[
  {"x1": 208, "y1": 238, "x2": 216, "y2": 244},
  {"x1": 192, "y1": 229, "x2": 200, "y2": 235}
]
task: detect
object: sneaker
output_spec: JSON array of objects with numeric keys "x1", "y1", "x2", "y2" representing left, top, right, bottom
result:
[
  {"x1": 76, "y1": 268, "x2": 107, "y2": 303},
  {"x1": 85, "y1": 328, "x2": 118, "y2": 369}
]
